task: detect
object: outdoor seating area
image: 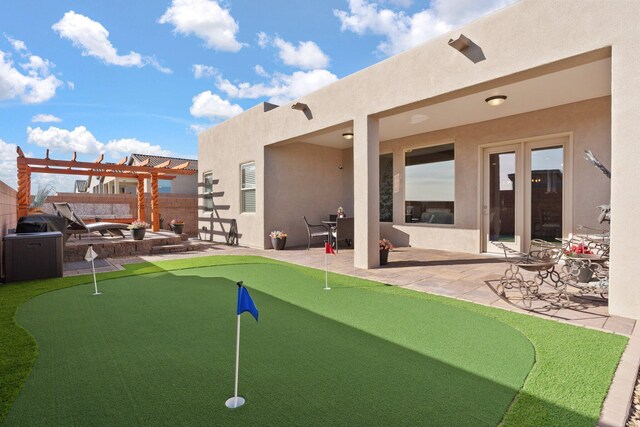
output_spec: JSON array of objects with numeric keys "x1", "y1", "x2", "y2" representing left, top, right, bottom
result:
[
  {"x1": 492, "y1": 231, "x2": 610, "y2": 312},
  {"x1": 53, "y1": 202, "x2": 129, "y2": 239}
]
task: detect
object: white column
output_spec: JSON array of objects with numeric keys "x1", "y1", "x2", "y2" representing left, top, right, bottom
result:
[
  {"x1": 353, "y1": 116, "x2": 380, "y2": 269},
  {"x1": 609, "y1": 43, "x2": 640, "y2": 320}
]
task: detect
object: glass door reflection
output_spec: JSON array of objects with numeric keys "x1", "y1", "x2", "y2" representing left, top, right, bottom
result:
[
  {"x1": 529, "y1": 146, "x2": 563, "y2": 242},
  {"x1": 489, "y1": 152, "x2": 516, "y2": 242}
]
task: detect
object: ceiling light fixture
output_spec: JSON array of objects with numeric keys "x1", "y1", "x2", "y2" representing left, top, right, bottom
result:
[
  {"x1": 485, "y1": 95, "x2": 507, "y2": 106},
  {"x1": 342, "y1": 132, "x2": 354, "y2": 140}
]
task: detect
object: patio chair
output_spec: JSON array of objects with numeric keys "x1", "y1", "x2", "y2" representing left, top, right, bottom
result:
[
  {"x1": 330, "y1": 217, "x2": 354, "y2": 253},
  {"x1": 303, "y1": 216, "x2": 330, "y2": 250},
  {"x1": 492, "y1": 239, "x2": 567, "y2": 309},
  {"x1": 53, "y1": 202, "x2": 129, "y2": 240}
]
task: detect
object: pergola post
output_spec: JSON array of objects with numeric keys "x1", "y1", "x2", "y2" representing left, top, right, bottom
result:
[
  {"x1": 137, "y1": 175, "x2": 145, "y2": 221},
  {"x1": 150, "y1": 173, "x2": 160, "y2": 231},
  {"x1": 17, "y1": 157, "x2": 30, "y2": 219}
]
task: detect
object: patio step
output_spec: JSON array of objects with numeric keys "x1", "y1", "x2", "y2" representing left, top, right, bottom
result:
[{"x1": 150, "y1": 243, "x2": 194, "y2": 254}]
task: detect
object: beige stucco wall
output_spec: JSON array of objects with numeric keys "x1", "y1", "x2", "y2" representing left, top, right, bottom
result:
[
  {"x1": 264, "y1": 142, "x2": 344, "y2": 248},
  {"x1": 199, "y1": 105, "x2": 268, "y2": 248},
  {"x1": 199, "y1": 0, "x2": 639, "y2": 318}
]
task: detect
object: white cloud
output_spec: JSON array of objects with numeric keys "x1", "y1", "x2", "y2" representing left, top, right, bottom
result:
[
  {"x1": 104, "y1": 138, "x2": 173, "y2": 158},
  {"x1": 26, "y1": 125, "x2": 176, "y2": 163},
  {"x1": 334, "y1": 0, "x2": 514, "y2": 55},
  {"x1": 159, "y1": 0, "x2": 244, "y2": 52},
  {"x1": 144, "y1": 57, "x2": 173, "y2": 74},
  {"x1": 32, "y1": 114, "x2": 62, "y2": 123},
  {"x1": 216, "y1": 69, "x2": 338, "y2": 105},
  {"x1": 67, "y1": 81, "x2": 75, "y2": 90},
  {"x1": 190, "y1": 91, "x2": 244, "y2": 119},
  {"x1": 254, "y1": 64, "x2": 269, "y2": 77},
  {"x1": 5, "y1": 36, "x2": 27, "y2": 54},
  {"x1": 0, "y1": 138, "x2": 76, "y2": 192},
  {"x1": 52, "y1": 11, "x2": 172, "y2": 73},
  {"x1": 0, "y1": 45, "x2": 62, "y2": 103},
  {"x1": 193, "y1": 64, "x2": 216, "y2": 79},
  {"x1": 257, "y1": 32, "x2": 269, "y2": 48},
  {"x1": 189, "y1": 123, "x2": 208, "y2": 134},
  {"x1": 27, "y1": 126, "x2": 104, "y2": 154},
  {"x1": 273, "y1": 37, "x2": 329, "y2": 70}
]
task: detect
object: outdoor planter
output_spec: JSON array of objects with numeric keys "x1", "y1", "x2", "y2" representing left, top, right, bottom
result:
[
  {"x1": 271, "y1": 237, "x2": 286, "y2": 250},
  {"x1": 171, "y1": 223, "x2": 184, "y2": 234},
  {"x1": 131, "y1": 228, "x2": 146, "y2": 240},
  {"x1": 380, "y1": 249, "x2": 389, "y2": 265}
]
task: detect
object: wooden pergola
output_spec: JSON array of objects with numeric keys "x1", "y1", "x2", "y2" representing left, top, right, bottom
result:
[{"x1": 16, "y1": 147, "x2": 197, "y2": 231}]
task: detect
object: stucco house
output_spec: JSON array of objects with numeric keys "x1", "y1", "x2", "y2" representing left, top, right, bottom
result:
[
  {"x1": 87, "y1": 154, "x2": 198, "y2": 195},
  {"x1": 198, "y1": 0, "x2": 639, "y2": 319}
]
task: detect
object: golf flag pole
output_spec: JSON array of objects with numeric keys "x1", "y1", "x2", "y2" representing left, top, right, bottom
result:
[
  {"x1": 324, "y1": 241, "x2": 335, "y2": 290},
  {"x1": 84, "y1": 245, "x2": 101, "y2": 295},
  {"x1": 225, "y1": 281, "x2": 259, "y2": 409}
]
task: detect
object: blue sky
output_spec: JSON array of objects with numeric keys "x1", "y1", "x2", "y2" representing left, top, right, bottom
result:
[{"x1": 0, "y1": 0, "x2": 514, "y2": 191}]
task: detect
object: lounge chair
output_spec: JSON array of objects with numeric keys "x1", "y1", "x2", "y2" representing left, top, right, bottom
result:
[{"x1": 52, "y1": 202, "x2": 129, "y2": 239}]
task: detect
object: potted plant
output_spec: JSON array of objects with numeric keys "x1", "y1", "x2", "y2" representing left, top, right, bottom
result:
[
  {"x1": 128, "y1": 219, "x2": 149, "y2": 240},
  {"x1": 170, "y1": 218, "x2": 185, "y2": 234},
  {"x1": 564, "y1": 242, "x2": 597, "y2": 282},
  {"x1": 269, "y1": 230, "x2": 287, "y2": 250},
  {"x1": 29, "y1": 184, "x2": 55, "y2": 215},
  {"x1": 337, "y1": 207, "x2": 345, "y2": 218},
  {"x1": 379, "y1": 238, "x2": 394, "y2": 265}
]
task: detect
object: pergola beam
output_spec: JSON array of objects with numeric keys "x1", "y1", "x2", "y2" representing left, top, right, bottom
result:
[
  {"x1": 28, "y1": 167, "x2": 177, "y2": 179},
  {"x1": 21, "y1": 157, "x2": 195, "y2": 175}
]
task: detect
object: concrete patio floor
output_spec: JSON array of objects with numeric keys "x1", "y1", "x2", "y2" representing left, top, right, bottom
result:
[{"x1": 63, "y1": 241, "x2": 639, "y2": 425}]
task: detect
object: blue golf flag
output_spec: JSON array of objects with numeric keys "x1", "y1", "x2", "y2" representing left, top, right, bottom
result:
[{"x1": 237, "y1": 284, "x2": 259, "y2": 321}]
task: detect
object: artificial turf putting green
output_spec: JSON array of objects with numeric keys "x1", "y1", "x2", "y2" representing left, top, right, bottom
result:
[
  {"x1": 0, "y1": 256, "x2": 628, "y2": 426},
  {"x1": 6, "y1": 264, "x2": 532, "y2": 426}
]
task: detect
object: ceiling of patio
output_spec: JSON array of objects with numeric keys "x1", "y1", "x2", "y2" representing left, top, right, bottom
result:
[{"x1": 299, "y1": 57, "x2": 611, "y2": 149}]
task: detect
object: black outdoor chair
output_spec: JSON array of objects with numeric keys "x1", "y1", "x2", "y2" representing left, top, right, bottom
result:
[{"x1": 303, "y1": 216, "x2": 330, "y2": 250}]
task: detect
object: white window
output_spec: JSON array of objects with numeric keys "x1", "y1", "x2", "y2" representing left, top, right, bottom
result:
[
  {"x1": 241, "y1": 162, "x2": 256, "y2": 213},
  {"x1": 203, "y1": 172, "x2": 213, "y2": 211}
]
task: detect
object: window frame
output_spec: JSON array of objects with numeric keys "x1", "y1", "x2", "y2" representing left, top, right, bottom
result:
[
  {"x1": 240, "y1": 162, "x2": 256, "y2": 213},
  {"x1": 202, "y1": 171, "x2": 214, "y2": 212},
  {"x1": 403, "y1": 142, "x2": 456, "y2": 226}
]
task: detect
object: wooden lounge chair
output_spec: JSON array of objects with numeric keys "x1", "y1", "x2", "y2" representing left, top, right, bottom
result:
[{"x1": 52, "y1": 202, "x2": 129, "y2": 239}]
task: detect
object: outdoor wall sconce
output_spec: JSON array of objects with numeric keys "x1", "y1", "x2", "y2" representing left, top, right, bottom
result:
[
  {"x1": 342, "y1": 132, "x2": 354, "y2": 140},
  {"x1": 291, "y1": 102, "x2": 312, "y2": 119},
  {"x1": 485, "y1": 95, "x2": 507, "y2": 106}
]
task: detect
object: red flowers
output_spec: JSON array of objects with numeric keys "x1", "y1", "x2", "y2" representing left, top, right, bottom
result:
[{"x1": 565, "y1": 243, "x2": 592, "y2": 255}]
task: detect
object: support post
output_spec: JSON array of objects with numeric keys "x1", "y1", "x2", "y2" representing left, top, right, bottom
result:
[
  {"x1": 353, "y1": 116, "x2": 380, "y2": 269},
  {"x1": 137, "y1": 175, "x2": 146, "y2": 221},
  {"x1": 151, "y1": 173, "x2": 160, "y2": 231},
  {"x1": 17, "y1": 158, "x2": 29, "y2": 218}
]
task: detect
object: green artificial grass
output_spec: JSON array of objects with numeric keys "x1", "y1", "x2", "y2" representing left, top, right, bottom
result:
[{"x1": 0, "y1": 256, "x2": 629, "y2": 426}]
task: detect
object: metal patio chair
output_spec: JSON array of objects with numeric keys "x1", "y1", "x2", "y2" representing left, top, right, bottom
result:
[{"x1": 303, "y1": 216, "x2": 330, "y2": 250}]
